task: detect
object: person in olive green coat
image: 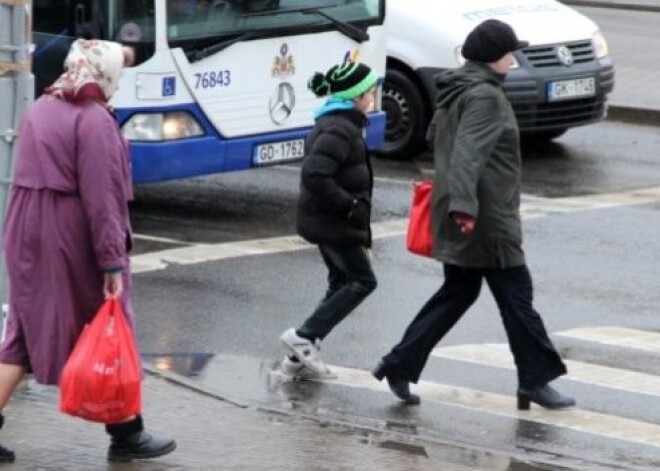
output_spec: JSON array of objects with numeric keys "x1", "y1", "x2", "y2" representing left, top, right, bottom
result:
[{"x1": 373, "y1": 19, "x2": 575, "y2": 410}]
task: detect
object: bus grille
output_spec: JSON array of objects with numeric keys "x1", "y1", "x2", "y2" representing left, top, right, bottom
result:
[{"x1": 523, "y1": 41, "x2": 595, "y2": 68}]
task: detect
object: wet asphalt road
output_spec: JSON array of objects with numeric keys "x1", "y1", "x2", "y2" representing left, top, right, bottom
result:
[
  {"x1": 127, "y1": 119, "x2": 660, "y2": 471},
  {"x1": 129, "y1": 119, "x2": 660, "y2": 243},
  {"x1": 121, "y1": 8, "x2": 660, "y2": 469}
]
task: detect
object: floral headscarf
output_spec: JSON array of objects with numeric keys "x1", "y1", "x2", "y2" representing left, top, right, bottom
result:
[{"x1": 45, "y1": 39, "x2": 124, "y2": 103}]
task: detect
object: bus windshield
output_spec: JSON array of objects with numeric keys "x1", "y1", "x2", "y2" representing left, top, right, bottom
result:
[
  {"x1": 167, "y1": 1, "x2": 382, "y2": 40},
  {"x1": 111, "y1": 1, "x2": 382, "y2": 45}
]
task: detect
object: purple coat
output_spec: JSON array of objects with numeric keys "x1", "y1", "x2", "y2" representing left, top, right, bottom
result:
[{"x1": 1, "y1": 96, "x2": 136, "y2": 385}]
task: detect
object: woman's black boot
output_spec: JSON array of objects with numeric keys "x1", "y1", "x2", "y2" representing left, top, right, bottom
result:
[
  {"x1": 372, "y1": 361, "x2": 421, "y2": 405},
  {"x1": 517, "y1": 384, "x2": 575, "y2": 410},
  {"x1": 106, "y1": 415, "x2": 176, "y2": 462},
  {"x1": 0, "y1": 414, "x2": 15, "y2": 463}
]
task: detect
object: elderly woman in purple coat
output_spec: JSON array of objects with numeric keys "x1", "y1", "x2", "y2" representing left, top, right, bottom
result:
[{"x1": 0, "y1": 39, "x2": 175, "y2": 462}]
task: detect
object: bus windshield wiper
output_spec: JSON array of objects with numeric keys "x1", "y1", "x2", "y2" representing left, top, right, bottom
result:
[
  {"x1": 241, "y1": 7, "x2": 369, "y2": 43},
  {"x1": 189, "y1": 31, "x2": 261, "y2": 62},
  {"x1": 188, "y1": 7, "x2": 369, "y2": 61},
  {"x1": 301, "y1": 8, "x2": 369, "y2": 42}
]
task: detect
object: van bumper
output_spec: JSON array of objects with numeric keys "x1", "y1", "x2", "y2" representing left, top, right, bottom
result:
[
  {"x1": 504, "y1": 56, "x2": 615, "y2": 132},
  {"x1": 417, "y1": 56, "x2": 615, "y2": 132}
]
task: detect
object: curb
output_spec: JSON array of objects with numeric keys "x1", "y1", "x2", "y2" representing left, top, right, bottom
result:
[
  {"x1": 143, "y1": 362, "x2": 601, "y2": 471},
  {"x1": 563, "y1": 0, "x2": 660, "y2": 12},
  {"x1": 143, "y1": 362, "x2": 251, "y2": 409},
  {"x1": 606, "y1": 104, "x2": 660, "y2": 127}
]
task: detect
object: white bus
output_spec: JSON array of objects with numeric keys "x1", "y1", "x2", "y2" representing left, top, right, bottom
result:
[{"x1": 32, "y1": 0, "x2": 387, "y2": 183}]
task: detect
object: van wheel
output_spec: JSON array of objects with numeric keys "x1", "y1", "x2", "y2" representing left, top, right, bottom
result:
[
  {"x1": 522, "y1": 128, "x2": 568, "y2": 142},
  {"x1": 378, "y1": 68, "x2": 427, "y2": 159}
]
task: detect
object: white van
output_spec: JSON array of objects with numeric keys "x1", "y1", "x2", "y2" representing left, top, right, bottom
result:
[{"x1": 380, "y1": 0, "x2": 615, "y2": 157}]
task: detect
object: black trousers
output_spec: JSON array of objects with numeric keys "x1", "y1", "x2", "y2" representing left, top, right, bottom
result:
[
  {"x1": 381, "y1": 264, "x2": 566, "y2": 389},
  {"x1": 298, "y1": 243, "x2": 377, "y2": 341}
]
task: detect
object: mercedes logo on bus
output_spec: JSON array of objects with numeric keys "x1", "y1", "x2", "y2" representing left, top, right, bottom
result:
[
  {"x1": 556, "y1": 46, "x2": 574, "y2": 66},
  {"x1": 269, "y1": 82, "x2": 296, "y2": 125}
]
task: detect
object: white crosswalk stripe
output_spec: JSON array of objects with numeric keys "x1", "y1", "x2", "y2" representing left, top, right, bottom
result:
[
  {"x1": 431, "y1": 343, "x2": 660, "y2": 397},
  {"x1": 130, "y1": 219, "x2": 410, "y2": 274},
  {"x1": 556, "y1": 326, "x2": 660, "y2": 354}
]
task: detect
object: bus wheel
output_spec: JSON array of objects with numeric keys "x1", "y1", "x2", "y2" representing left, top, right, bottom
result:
[{"x1": 378, "y1": 68, "x2": 427, "y2": 159}]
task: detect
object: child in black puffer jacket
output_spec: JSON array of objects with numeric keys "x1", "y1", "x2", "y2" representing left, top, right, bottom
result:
[{"x1": 279, "y1": 61, "x2": 379, "y2": 380}]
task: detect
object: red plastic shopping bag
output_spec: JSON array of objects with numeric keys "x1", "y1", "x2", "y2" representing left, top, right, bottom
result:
[
  {"x1": 60, "y1": 298, "x2": 142, "y2": 423},
  {"x1": 406, "y1": 180, "x2": 433, "y2": 257}
]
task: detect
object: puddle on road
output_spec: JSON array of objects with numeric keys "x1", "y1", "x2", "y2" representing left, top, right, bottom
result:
[
  {"x1": 369, "y1": 439, "x2": 569, "y2": 471},
  {"x1": 144, "y1": 352, "x2": 273, "y2": 402},
  {"x1": 142, "y1": 352, "x2": 215, "y2": 379}
]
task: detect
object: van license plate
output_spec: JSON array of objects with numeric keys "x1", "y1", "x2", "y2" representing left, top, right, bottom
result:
[
  {"x1": 254, "y1": 139, "x2": 305, "y2": 165},
  {"x1": 547, "y1": 77, "x2": 596, "y2": 101}
]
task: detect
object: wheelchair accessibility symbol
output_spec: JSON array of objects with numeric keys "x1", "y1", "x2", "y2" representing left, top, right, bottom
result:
[{"x1": 162, "y1": 77, "x2": 176, "y2": 97}]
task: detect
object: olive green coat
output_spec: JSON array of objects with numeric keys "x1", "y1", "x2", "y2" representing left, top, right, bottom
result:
[{"x1": 426, "y1": 62, "x2": 525, "y2": 269}]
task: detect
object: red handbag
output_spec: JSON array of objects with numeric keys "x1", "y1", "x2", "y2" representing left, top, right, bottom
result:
[
  {"x1": 60, "y1": 299, "x2": 142, "y2": 424},
  {"x1": 406, "y1": 180, "x2": 433, "y2": 257}
]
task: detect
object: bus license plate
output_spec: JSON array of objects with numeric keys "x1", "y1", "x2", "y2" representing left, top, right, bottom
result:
[
  {"x1": 547, "y1": 77, "x2": 596, "y2": 101},
  {"x1": 254, "y1": 139, "x2": 305, "y2": 165}
]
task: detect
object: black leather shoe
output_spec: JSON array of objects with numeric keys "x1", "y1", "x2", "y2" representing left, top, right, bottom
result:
[
  {"x1": 0, "y1": 415, "x2": 14, "y2": 462},
  {"x1": 372, "y1": 361, "x2": 421, "y2": 405},
  {"x1": 0, "y1": 444, "x2": 15, "y2": 463},
  {"x1": 108, "y1": 431, "x2": 176, "y2": 462},
  {"x1": 517, "y1": 384, "x2": 575, "y2": 410}
]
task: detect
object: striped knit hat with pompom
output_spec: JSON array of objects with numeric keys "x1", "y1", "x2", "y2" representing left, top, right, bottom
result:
[{"x1": 308, "y1": 62, "x2": 377, "y2": 100}]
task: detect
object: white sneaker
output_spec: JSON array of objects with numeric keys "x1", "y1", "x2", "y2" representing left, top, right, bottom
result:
[
  {"x1": 280, "y1": 328, "x2": 330, "y2": 376},
  {"x1": 280, "y1": 356, "x2": 336, "y2": 380}
]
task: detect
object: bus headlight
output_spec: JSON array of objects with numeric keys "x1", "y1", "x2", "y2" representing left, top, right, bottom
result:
[
  {"x1": 122, "y1": 112, "x2": 204, "y2": 141},
  {"x1": 592, "y1": 31, "x2": 609, "y2": 59}
]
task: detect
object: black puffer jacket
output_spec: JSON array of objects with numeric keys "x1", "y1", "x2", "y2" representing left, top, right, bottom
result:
[{"x1": 296, "y1": 109, "x2": 373, "y2": 247}]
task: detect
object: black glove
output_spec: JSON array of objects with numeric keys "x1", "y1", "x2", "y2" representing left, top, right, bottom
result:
[{"x1": 347, "y1": 198, "x2": 370, "y2": 228}]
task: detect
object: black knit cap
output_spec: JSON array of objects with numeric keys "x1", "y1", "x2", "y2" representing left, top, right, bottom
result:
[
  {"x1": 461, "y1": 19, "x2": 529, "y2": 63},
  {"x1": 308, "y1": 62, "x2": 378, "y2": 100}
]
